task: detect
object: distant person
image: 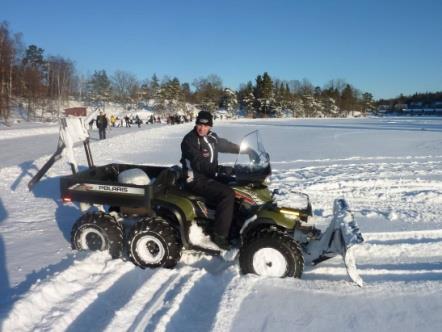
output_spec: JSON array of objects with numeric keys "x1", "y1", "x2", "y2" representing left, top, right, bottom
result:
[
  {"x1": 88, "y1": 119, "x2": 94, "y2": 131},
  {"x1": 96, "y1": 111, "x2": 108, "y2": 140},
  {"x1": 124, "y1": 115, "x2": 131, "y2": 127},
  {"x1": 135, "y1": 115, "x2": 142, "y2": 128}
]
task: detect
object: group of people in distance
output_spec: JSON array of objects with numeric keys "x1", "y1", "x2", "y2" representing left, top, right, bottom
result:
[{"x1": 88, "y1": 112, "x2": 195, "y2": 140}]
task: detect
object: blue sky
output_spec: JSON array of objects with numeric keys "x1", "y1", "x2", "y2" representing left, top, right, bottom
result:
[{"x1": 2, "y1": 0, "x2": 441, "y2": 99}]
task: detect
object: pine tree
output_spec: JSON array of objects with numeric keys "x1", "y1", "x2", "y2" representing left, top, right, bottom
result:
[
  {"x1": 322, "y1": 96, "x2": 339, "y2": 117},
  {"x1": 361, "y1": 92, "x2": 375, "y2": 114},
  {"x1": 254, "y1": 75, "x2": 263, "y2": 99},
  {"x1": 221, "y1": 88, "x2": 238, "y2": 113},
  {"x1": 150, "y1": 73, "x2": 160, "y2": 99},
  {"x1": 340, "y1": 84, "x2": 355, "y2": 116},
  {"x1": 289, "y1": 96, "x2": 304, "y2": 117},
  {"x1": 181, "y1": 82, "x2": 192, "y2": 103},
  {"x1": 22, "y1": 45, "x2": 47, "y2": 119},
  {"x1": 238, "y1": 81, "x2": 255, "y2": 117},
  {"x1": 261, "y1": 72, "x2": 273, "y2": 99},
  {"x1": 253, "y1": 72, "x2": 274, "y2": 117},
  {"x1": 22, "y1": 45, "x2": 45, "y2": 70},
  {"x1": 88, "y1": 70, "x2": 111, "y2": 102},
  {"x1": 167, "y1": 77, "x2": 184, "y2": 113},
  {"x1": 302, "y1": 94, "x2": 315, "y2": 117}
]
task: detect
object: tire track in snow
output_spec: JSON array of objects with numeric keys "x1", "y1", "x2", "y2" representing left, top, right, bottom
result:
[
  {"x1": 62, "y1": 266, "x2": 158, "y2": 332},
  {"x1": 305, "y1": 229, "x2": 442, "y2": 284},
  {"x1": 128, "y1": 267, "x2": 199, "y2": 332},
  {"x1": 161, "y1": 267, "x2": 237, "y2": 332},
  {"x1": 211, "y1": 275, "x2": 259, "y2": 332},
  {"x1": 104, "y1": 268, "x2": 181, "y2": 331},
  {"x1": 2, "y1": 253, "x2": 132, "y2": 332},
  {"x1": 153, "y1": 269, "x2": 205, "y2": 332}
]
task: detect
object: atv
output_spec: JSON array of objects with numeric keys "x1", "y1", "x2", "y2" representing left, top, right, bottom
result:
[{"x1": 29, "y1": 118, "x2": 364, "y2": 285}]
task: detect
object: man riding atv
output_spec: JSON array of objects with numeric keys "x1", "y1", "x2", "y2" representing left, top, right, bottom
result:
[{"x1": 181, "y1": 110, "x2": 257, "y2": 249}]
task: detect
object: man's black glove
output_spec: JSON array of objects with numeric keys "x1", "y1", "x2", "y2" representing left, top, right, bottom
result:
[
  {"x1": 217, "y1": 165, "x2": 234, "y2": 176},
  {"x1": 246, "y1": 148, "x2": 261, "y2": 164}
]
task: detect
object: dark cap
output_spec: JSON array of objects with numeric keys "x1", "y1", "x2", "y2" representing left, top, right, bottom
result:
[{"x1": 195, "y1": 110, "x2": 213, "y2": 126}]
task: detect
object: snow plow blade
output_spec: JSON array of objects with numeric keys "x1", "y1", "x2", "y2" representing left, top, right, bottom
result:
[{"x1": 304, "y1": 199, "x2": 364, "y2": 286}]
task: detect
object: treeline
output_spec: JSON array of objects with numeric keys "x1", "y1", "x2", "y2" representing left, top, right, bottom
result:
[
  {"x1": 377, "y1": 91, "x2": 442, "y2": 108},
  {"x1": 236, "y1": 74, "x2": 375, "y2": 117},
  {"x1": 1, "y1": 22, "x2": 376, "y2": 121},
  {"x1": 0, "y1": 22, "x2": 76, "y2": 120}
]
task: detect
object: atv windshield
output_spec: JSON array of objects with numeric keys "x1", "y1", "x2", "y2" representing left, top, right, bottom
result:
[{"x1": 234, "y1": 130, "x2": 271, "y2": 182}]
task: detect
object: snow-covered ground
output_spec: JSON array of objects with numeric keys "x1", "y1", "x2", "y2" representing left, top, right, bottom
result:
[{"x1": 1, "y1": 117, "x2": 442, "y2": 331}]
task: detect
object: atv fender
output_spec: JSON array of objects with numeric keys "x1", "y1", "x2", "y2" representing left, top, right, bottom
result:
[
  {"x1": 256, "y1": 209, "x2": 298, "y2": 230},
  {"x1": 153, "y1": 200, "x2": 192, "y2": 248},
  {"x1": 241, "y1": 217, "x2": 289, "y2": 241}
]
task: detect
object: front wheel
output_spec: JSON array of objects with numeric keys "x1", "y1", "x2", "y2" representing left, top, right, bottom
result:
[
  {"x1": 127, "y1": 217, "x2": 182, "y2": 269},
  {"x1": 71, "y1": 213, "x2": 123, "y2": 258},
  {"x1": 239, "y1": 229, "x2": 304, "y2": 278}
]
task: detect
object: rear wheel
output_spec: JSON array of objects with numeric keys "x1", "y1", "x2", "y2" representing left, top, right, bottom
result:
[
  {"x1": 71, "y1": 213, "x2": 123, "y2": 258},
  {"x1": 239, "y1": 228, "x2": 304, "y2": 278},
  {"x1": 128, "y1": 217, "x2": 182, "y2": 269}
]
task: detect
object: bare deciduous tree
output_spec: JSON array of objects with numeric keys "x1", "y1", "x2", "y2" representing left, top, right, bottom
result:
[
  {"x1": 0, "y1": 22, "x2": 15, "y2": 122},
  {"x1": 47, "y1": 56, "x2": 75, "y2": 117},
  {"x1": 111, "y1": 70, "x2": 140, "y2": 106}
]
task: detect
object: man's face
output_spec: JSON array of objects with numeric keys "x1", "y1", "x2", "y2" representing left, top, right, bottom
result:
[{"x1": 196, "y1": 124, "x2": 211, "y2": 137}]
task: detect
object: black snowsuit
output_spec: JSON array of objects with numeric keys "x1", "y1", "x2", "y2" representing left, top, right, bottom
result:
[
  {"x1": 96, "y1": 114, "x2": 108, "y2": 140},
  {"x1": 180, "y1": 128, "x2": 240, "y2": 239}
]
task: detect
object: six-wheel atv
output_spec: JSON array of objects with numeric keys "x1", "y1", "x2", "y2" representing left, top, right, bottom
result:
[{"x1": 30, "y1": 119, "x2": 364, "y2": 285}]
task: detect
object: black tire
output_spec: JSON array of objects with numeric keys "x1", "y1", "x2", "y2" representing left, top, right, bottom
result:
[
  {"x1": 128, "y1": 217, "x2": 182, "y2": 269},
  {"x1": 71, "y1": 213, "x2": 123, "y2": 258},
  {"x1": 239, "y1": 228, "x2": 304, "y2": 278}
]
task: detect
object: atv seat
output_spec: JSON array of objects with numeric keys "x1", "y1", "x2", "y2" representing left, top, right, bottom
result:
[
  {"x1": 187, "y1": 194, "x2": 207, "y2": 202},
  {"x1": 187, "y1": 192, "x2": 222, "y2": 212}
]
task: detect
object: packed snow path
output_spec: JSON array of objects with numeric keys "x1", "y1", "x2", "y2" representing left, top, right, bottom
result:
[{"x1": 1, "y1": 117, "x2": 442, "y2": 331}]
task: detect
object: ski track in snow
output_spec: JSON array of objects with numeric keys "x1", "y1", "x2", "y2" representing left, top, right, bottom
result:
[
  {"x1": 271, "y1": 156, "x2": 442, "y2": 225},
  {"x1": 1, "y1": 118, "x2": 442, "y2": 331},
  {"x1": 1, "y1": 254, "x2": 242, "y2": 332}
]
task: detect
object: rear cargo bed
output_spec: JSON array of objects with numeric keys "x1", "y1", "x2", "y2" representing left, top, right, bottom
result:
[{"x1": 60, "y1": 164, "x2": 167, "y2": 208}]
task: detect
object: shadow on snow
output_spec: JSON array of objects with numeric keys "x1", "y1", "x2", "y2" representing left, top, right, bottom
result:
[
  {"x1": 66, "y1": 268, "x2": 156, "y2": 332},
  {"x1": 0, "y1": 199, "x2": 9, "y2": 304},
  {"x1": 0, "y1": 169, "x2": 82, "y2": 326}
]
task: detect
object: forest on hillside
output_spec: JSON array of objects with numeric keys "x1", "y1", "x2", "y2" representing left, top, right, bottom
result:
[{"x1": 378, "y1": 92, "x2": 442, "y2": 109}]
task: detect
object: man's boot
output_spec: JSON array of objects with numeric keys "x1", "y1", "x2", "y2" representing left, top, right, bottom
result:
[{"x1": 211, "y1": 233, "x2": 230, "y2": 250}]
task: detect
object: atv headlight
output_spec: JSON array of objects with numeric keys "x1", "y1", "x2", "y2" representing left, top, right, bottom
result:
[{"x1": 280, "y1": 207, "x2": 300, "y2": 220}]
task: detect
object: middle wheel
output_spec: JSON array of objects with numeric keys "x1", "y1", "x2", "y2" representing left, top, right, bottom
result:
[{"x1": 128, "y1": 217, "x2": 182, "y2": 269}]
